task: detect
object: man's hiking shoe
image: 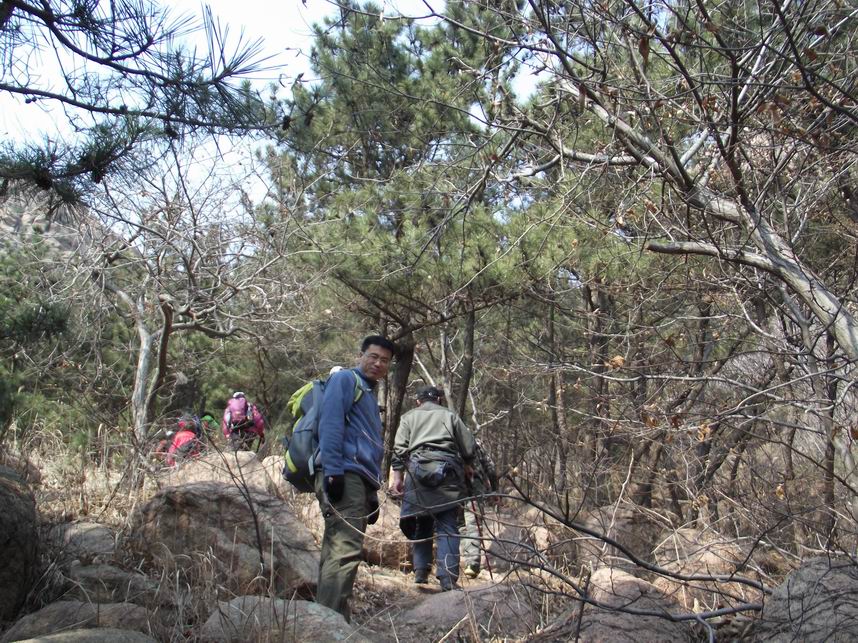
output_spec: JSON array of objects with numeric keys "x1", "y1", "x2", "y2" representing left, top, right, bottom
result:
[
  {"x1": 414, "y1": 568, "x2": 429, "y2": 584},
  {"x1": 463, "y1": 564, "x2": 480, "y2": 578},
  {"x1": 439, "y1": 577, "x2": 459, "y2": 592}
]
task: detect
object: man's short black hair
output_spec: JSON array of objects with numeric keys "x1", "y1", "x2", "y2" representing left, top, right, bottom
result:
[
  {"x1": 361, "y1": 335, "x2": 396, "y2": 355},
  {"x1": 416, "y1": 385, "x2": 444, "y2": 402}
]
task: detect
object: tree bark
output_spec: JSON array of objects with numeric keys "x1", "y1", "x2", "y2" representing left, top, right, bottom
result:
[{"x1": 381, "y1": 332, "x2": 415, "y2": 482}]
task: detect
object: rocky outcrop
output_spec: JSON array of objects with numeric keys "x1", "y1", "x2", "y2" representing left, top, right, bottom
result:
[
  {"x1": 199, "y1": 596, "x2": 372, "y2": 642},
  {"x1": 652, "y1": 527, "x2": 764, "y2": 611},
  {"x1": 754, "y1": 557, "x2": 858, "y2": 641},
  {"x1": 0, "y1": 602, "x2": 159, "y2": 643},
  {"x1": 261, "y1": 455, "x2": 293, "y2": 499},
  {"x1": 158, "y1": 451, "x2": 277, "y2": 495},
  {"x1": 128, "y1": 482, "x2": 319, "y2": 597},
  {"x1": 0, "y1": 452, "x2": 42, "y2": 486},
  {"x1": 48, "y1": 522, "x2": 115, "y2": 565},
  {"x1": 483, "y1": 508, "x2": 552, "y2": 572},
  {"x1": 0, "y1": 466, "x2": 38, "y2": 621},
  {"x1": 60, "y1": 562, "x2": 165, "y2": 606},
  {"x1": 528, "y1": 567, "x2": 696, "y2": 642},
  {"x1": 398, "y1": 583, "x2": 541, "y2": 641},
  {"x1": 574, "y1": 505, "x2": 664, "y2": 570},
  {"x1": 364, "y1": 492, "x2": 408, "y2": 569}
]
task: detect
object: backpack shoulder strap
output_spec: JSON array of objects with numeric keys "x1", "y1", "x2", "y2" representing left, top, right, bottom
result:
[{"x1": 351, "y1": 370, "x2": 364, "y2": 405}]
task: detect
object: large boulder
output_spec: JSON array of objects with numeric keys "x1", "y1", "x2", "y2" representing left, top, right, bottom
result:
[
  {"x1": 199, "y1": 596, "x2": 372, "y2": 642},
  {"x1": 0, "y1": 452, "x2": 41, "y2": 486},
  {"x1": 48, "y1": 522, "x2": 115, "y2": 565},
  {"x1": 289, "y1": 493, "x2": 324, "y2": 544},
  {"x1": 261, "y1": 455, "x2": 293, "y2": 499},
  {"x1": 0, "y1": 602, "x2": 159, "y2": 643},
  {"x1": 529, "y1": 567, "x2": 696, "y2": 642},
  {"x1": 364, "y1": 492, "x2": 408, "y2": 569},
  {"x1": 574, "y1": 504, "x2": 664, "y2": 570},
  {"x1": 158, "y1": 451, "x2": 277, "y2": 495},
  {"x1": 59, "y1": 562, "x2": 165, "y2": 606},
  {"x1": 582, "y1": 567, "x2": 696, "y2": 641},
  {"x1": 398, "y1": 582, "x2": 541, "y2": 641},
  {"x1": 128, "y1": 482, "x2": 319, "y2": 597},
  {"x1": 652, "y1": 527, "x2": 764, "y2": 611},
  {"x1": 754, "y1": 557, "x2": 858, "y2": 641},
  {"x1": 0, "y1": 466, "x2": 38, "y2": 622},
  {"x1": 483, "y1": 508, "x2": 552, "y2": 573}
]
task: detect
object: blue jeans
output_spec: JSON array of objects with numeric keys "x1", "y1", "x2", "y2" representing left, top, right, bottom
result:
[{"x1": 412, "y1": 506, "x2": 460, "y2": 581}]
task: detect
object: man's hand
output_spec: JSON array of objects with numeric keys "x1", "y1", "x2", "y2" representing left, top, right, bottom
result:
[
  {"x1": 464, "y1": 463, "x2": 475, "y2": 481},
  {"x1": 389, "y1": 469, "x2": 405, "y2": 497},
  {"x1": 325, "y1": 475, "x2": 345, "y2": 503}
]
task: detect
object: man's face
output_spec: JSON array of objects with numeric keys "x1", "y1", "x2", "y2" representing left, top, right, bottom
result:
[{"x1": 358, "y1": 344, "x2": 393, "y2": 382}]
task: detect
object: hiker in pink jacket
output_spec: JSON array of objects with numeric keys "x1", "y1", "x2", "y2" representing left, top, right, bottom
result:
[{"x1": 222, "y1": 392, "x2": 266, "y2": 451}]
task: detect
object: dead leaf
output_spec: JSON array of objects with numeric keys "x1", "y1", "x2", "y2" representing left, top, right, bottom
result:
[
  {"x1": 775, "y1": 483, "x2": 786, "y2": 500},
  {"x1": 607, "y1": 355, "x2": 625, "y2": 369},
  {"x1": 638, "y1": 36, "x2": 650, "y2": 67}
]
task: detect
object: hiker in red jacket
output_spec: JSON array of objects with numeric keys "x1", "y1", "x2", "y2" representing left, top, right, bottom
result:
[
  {"x1": 166, "y1": 414, "x2": 205, "y2": 466},
  {"x1": 222, "y1": 392, "x2": 266, "y2": 451}
]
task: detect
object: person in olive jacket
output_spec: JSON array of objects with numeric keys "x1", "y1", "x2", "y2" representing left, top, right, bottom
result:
[{"x1": 390, "y1": 385, "x2": 476, "y2": 591}]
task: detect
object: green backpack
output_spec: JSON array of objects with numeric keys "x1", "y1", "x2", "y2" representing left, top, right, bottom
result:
[{"x1": 282, "y1": 370, "x2": 363, "y2": 492}]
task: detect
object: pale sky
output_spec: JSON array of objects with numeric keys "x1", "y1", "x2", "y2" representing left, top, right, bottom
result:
[{"x1": 0, "y1": 0, "x2": 439, "y2": 143}]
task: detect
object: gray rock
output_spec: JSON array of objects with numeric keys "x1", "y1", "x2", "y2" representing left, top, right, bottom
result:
[
  {"x1": 575, "y1": 505, "x2": 663, "y2": 570},
  {"x1": 199, "y1": 596, "x2": 372, "y2": 642},
  {"x1": 0, "y1": 453, "x2": 41, "y2": 486},
  {"x1": 261, "y1": 455, "x2": 293, "y2": 500},
  {"x1": 399, "y1": 583, "x2": 540, "y2": 641},
  {"x1": 128, "y1": 482, "x2": 319, "y2": 597},
  {"x1": 652, "y1": 527, "x2": 764, "y2": 611},
  {"x1": 158, "y1": 451, "x2": 276, "y2": 495},
  {"x1": 60, "y1": 562, "x2": 164, "y2": 606},
  {"x1": 0, "y1": 601, "x2": 159, "y2": 643},
  {"x1": 529, "y1": 567, "x2": 696, "y2": 642},
  {"x1": 48, "y1": 522, "x2": 115, "y2": 564},
  {"x1": 755, "y1": 557, "x2": 858, "y2": 642},
  {"x1": 0, "y1": 466, "x2": 38, "y2": 621}
]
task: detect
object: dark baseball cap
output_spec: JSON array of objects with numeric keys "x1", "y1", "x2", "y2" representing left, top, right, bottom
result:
[{"x1": 416, "y1": 385, "x2": 444, "y2": 402}]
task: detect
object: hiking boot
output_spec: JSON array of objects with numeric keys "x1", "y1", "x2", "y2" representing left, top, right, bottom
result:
[
  {"x1": 414, "y1": 568, "x2": 429, "y2": 585},
  {"x1": 439, "y1": 576, "x2": 460, "y2": 592},
  {"x1": 463, "y1": 563, "x2": 480, "y2": 578}
]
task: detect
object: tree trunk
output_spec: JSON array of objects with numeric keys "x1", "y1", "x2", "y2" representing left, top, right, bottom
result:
[
  {"x1": 131, "y1": 322, "x2": 155, "y2": 444},
  {"x1": 455, "y1": 304, "x2": 476, "y2": 420},
  {"x1": 382, "y1": 333, "x2": 415, "y2": 482}
]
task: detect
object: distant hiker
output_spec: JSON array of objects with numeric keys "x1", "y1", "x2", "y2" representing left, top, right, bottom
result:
[
  {"x1": 390, "y1": 385, "x2": 476, "y2": 591},
  {"x1": 222, "y1": 392, "x2": 265, "y2": 451},
  {"x1": 315, "y1": 335, "x2": 395, "y2": 622},
  {"x1": 460, "y1": 439, "x2": 499, "y2": 578},
  {"x1": 153, "y1": 434, "x2": 171, "y2": 464},
  {"x1": 166, "y1": 414, "x2": 205, "y2": 467},
  {"x1": 199, "y1": 411, "x2": 217, "y2": 436}
]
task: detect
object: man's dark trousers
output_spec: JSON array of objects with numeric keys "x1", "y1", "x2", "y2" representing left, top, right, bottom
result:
[{"x1": 314, "y1": 471, "x2": 373, "y2": 622}]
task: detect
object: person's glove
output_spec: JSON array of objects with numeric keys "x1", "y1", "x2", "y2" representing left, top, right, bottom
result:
[
  {"x1": 325, "y1": 475, "x2": 345, "y2": 503},
  {"x1": 367, "y1": 492, "x2": 380, "y2": 525}
]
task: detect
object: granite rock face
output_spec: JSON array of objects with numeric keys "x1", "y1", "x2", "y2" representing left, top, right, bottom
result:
[{"x1": 0, "y1": 466, "x2": 38, "y2": 621}]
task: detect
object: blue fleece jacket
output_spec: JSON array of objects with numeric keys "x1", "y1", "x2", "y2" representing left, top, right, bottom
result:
[{"x1": 318, "y1": 367, "x2": 384, "y2": 488}]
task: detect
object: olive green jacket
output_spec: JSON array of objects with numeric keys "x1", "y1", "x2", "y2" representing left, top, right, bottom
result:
[
  {"x1": 393, "y1": 401, "x2": 477, "y2": 518},
  {"x1": 392, "y1": 401, "x2": 476, "y2": 470}
]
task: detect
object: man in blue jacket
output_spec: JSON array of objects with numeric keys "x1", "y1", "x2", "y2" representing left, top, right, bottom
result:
[{"x1": 315, "y1": 334, "x2": 395, "y2": 621}]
